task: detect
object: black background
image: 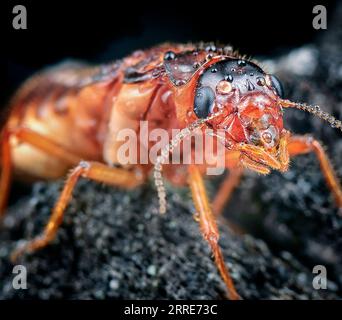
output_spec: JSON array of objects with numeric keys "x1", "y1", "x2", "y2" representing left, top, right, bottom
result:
[{"x1": 3, "y1": 0, "x2": 338, "y2": 104}]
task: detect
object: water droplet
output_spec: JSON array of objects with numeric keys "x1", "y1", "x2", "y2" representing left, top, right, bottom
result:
[
  {"x1": 164, "y1": 51, "x2": 176, "y2": 61},
  {"x1": 216, "y1": 80, "x2": 232, "y2": 95},
  {"x1": 256, "y1": 76, "x2": 266, "y2": 86},
  {"x1": 262, "y1": 131, "x2": 273, "y2": 144},
  {"x1": 205, "y1": 44, "x2": 217, "y2": 52},
  {"x1": 225, "y1": 140, "x2": 234, "y2": 149},
  {"x1": 223, "y1": 45, "x2": 233, "y2": 53},
  {"x1": 224, "y1": 74, "x2": 234, "y2": 82},
  {"x1": 238, "y1": 60, "x2": 246, "y2": 67},
  {"x1": 193, "y1": 62, "x2": 201, "y2": 69}
]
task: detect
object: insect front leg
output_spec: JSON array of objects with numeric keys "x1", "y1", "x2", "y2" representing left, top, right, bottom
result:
[
  {"x1": 11, "y1": 161, "x2": 144, "y2": 262},
  {"x1": 288, "y1": 135, "x2": 342, "y2": 212},
  {"x1": 187, "y1": 164, "x2": 241, "y2": 300}
]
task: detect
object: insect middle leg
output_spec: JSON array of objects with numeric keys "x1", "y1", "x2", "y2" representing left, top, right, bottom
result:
[
  {"x1": 212, "y1": 168, "x2": 243, "y2": 217},
  {"x1": 212, "y1": 150, "x2": 245, "y2": 217},
  {"x1": 188, "y1": 164, "x2": 241, "y2": 300},
  {"x1": 288, "y1": 135, "x2": 342, "y2": 210},
  {"x1": 11, "y1": 160, "x2": 144, "y2": 262}
]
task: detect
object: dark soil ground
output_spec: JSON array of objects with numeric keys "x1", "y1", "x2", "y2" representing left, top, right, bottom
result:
[{"x1": 0, "y1": 5, "x2": 341, "y2": 300}]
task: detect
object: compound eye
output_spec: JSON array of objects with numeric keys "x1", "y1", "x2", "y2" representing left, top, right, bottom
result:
[
  {"x1": 194, "y1": 86, "x2": 216, "y2": 118},
  {"x1": 267, "y1": 75, "x2": 284, "y2": 98}
]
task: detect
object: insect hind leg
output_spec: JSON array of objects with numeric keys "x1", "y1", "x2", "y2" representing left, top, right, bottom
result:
[
  {"x1": 0, "y1": 126, "x2": 82, "y2": 219},
  {"x1": 212, "y1": 168, "x2": 243, "y2": 217},
  {"x1": 10, "y1": 161, "x2": 144, "y2": 262},
  {"x1": 0, "y1": 129, "x2": 13, "y2": 218}
]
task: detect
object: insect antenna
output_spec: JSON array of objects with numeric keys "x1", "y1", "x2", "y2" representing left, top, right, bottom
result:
[
  {"x1": 280, "y1": 99, "x2": 342, "y2": 133},
  {"x1": 153, "y1": 110, "x2": 223, "y2": 214}
]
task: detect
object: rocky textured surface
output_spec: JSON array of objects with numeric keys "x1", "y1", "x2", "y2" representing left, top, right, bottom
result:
[
  {"x1": 0, "y1": 4, "x2": 341, "y2": 300},
  {"x1": 0, "y1": 181, "x2": 339, "y2": 299}
]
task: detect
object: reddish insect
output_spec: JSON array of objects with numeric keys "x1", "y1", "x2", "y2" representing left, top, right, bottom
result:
[{"x1": 1, "y1": 43, "x2": 342, "y2": 300}]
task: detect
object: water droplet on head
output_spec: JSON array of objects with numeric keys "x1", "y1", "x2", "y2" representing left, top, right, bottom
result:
[
  {"x1": 225, "y1": 74, "x2": 234, "y2": 82},
  {"x1": 238, "y1": 60, "x2": 246, "y2": 67},
  {"x1": 216, "y1": 80, "x2": 232, "y2": 95},
  {"x1": 225, "y1": 139, "x2": 234, "y2": 149},
  {"x1": 256, "y1": 77, "x2": 266, "y2": 86},
  {"x1": 164, "y1": 51, "x2": 176, "y2": 61},
  {"x1": 223, "y1": 45, "x2": 233, "y2": 54},
  {"x1": 262, "y1": 131, "x2": 273, "y2": 144},
  {"x1": 205, "y1": 44, "x2": 217, "y2": 52},
  {"x1": 193, "y1": 62, "x2": 201, "y2": 69}
]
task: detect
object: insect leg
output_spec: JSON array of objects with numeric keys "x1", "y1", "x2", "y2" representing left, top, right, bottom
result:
[
  {"x1": 0, "y1": 130, "x2": 12, "y2": 217},
  {"x1": 288, "y1": 135, "x2": 342, "y2": 210},
  {"x1": 10, "y1": 161, "x2": 144, "y2": 262},
  {"x1": 188, "y1": 164, "x2": 241, "y2": 300},
  {"x1": 212, "y1": 168, "x2": 243, "y2": 217},
  {"x1": 0, "y1": 127, "x2": 81, "y2": 218},
  {"x1": 278, "y1": 130, "x2": 290, "y2": 172}
]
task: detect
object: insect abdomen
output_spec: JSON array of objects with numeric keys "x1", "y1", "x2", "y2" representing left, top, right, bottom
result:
[{"x1": 5, "y1": 61, "x2": 123, "y2": 179}]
